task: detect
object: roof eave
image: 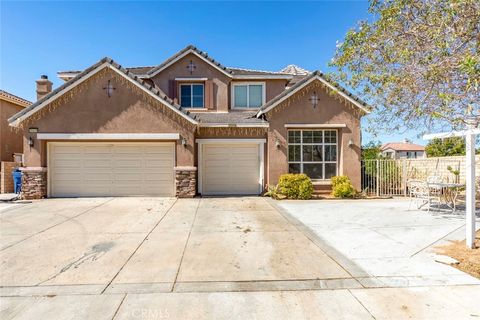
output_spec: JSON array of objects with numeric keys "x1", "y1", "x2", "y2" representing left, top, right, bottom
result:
[
  {"x1": 9, "y1": 60, "x2": 198, "y2": 127},
  {"x1": 256, "y1": 74, "x2": 371, "y2": 118}
]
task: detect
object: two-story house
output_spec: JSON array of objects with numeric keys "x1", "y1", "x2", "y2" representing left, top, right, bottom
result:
[
  {"x1": 381, "y1": 140, "x2": 426, "y2": 159},
  {"x1": 8, "y1": 45, "x2": 369, "y2": 199}
]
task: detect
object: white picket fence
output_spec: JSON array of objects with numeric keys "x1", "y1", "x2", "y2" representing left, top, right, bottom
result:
[{"x1": 361, "y1": 156, "x2": 480, "y2": 196}]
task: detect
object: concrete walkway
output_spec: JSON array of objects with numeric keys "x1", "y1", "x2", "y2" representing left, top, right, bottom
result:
[
  {"x1": 1, "y1": 197, "x2": 479, "y2": 319},
  {"x1": 276, "y1": 198, "x2": 480, "y2": 288}
]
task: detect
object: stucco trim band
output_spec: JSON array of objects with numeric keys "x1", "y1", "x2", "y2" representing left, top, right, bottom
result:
[
  {"x1": 36, "y1": 133, "x2": 180, "y2": 140},
  {"x1": 284, "y1": 124, "x2": 347, "y2": 128},
  {"x1": 196, "y1": 139, "x2": 267, "y2": 144},
  {"x1": 199, "y1": 123, "x2": 269, "y2": 128}
]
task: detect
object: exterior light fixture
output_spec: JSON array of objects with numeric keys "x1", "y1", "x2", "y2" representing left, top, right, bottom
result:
[
  {"x1": 275, "y1": 138, "x2": 281, "y2": 149},
  {"x1": 348, "y1": 139, "x2": 354, "y2": 147},
  {"x1": 309, "y1": 91, "x2": 319, "y2": 109},
  {"x1": 181, "y1": 137, "x2": 187, "y2": 147},
  {"x1": 28, "y1": 137, "x2": 34, "y2": 147}
]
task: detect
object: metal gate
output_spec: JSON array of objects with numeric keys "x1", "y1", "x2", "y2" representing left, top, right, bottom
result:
[
  {"x1": 361, "y1": 160, "x2": 406, "y2": 196},
  {"x1": 361, "y1": 158, "x2": 465, "y2": 197}
]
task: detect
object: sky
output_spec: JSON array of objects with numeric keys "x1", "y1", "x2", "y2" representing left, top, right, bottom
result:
[{"x1": 1, "y1": 0, "x2": 424, "y2": 145}]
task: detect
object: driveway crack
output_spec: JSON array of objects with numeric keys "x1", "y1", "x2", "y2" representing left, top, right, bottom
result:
[
  {"x1": 171, "y1": 198, "x2": 201, "y2": 292},
  {"x1": 100, "y1": 199, "x2": 178, "y2": 294},
  {"x1": 348, "y1": 289, "x2": 377, "y2": 319},
  {"x1": 110, "y1": 293, "x2": 127, "y2": 320}
]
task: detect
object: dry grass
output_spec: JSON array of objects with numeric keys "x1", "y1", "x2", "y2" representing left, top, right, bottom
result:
[{"x1": 436, "y1": 231, "x2": 480, "y2": 279}]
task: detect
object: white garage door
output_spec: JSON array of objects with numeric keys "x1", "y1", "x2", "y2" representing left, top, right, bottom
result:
[
  {"x1": 201, "y1": 143, "x2": 261, "y2": 195},
  {"x1": 49, "y1": 142, "x2": 175, "y2": 197}
]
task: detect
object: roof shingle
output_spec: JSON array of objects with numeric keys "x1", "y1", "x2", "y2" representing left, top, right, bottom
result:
[
  {"x1": 381, "y1": 143, "x2": 425, "y2": 152},
  {"x1": 192, "y1": 111, "x2": 268, "y2": 125}
]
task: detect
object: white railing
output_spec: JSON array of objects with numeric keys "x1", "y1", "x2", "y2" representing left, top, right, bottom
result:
[{"x1": 361, "y1": 157, "x2": 475, "y2": 197}]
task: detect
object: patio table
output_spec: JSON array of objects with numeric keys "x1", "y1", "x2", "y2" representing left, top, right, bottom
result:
[{"x1": 428, "y1": 182, "x2": 465, "y2": 212}]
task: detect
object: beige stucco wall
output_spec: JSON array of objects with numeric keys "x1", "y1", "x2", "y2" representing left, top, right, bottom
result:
[
  {"x1": 22, "y1": 68, "x2": 196, "y2": 168},
  {"x1": 1, "y1": 99, "x2": 24, "y2": 162},
  {"x1": 264, "y1": 80, "x2": 363, "y2": 190}
]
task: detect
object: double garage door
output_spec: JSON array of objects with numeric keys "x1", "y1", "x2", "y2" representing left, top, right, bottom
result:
[{"x1": 48, "y1": 142, "x2": 175, "y2": 197}]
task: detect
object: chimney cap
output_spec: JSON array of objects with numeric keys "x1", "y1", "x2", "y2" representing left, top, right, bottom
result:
[{"x1": 40, "y1": 75, "x2": 48, "y2": 79}]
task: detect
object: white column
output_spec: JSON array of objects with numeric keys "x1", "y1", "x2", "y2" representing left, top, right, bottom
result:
[{"x1": 465, "y1": 131, "x2": 476, "y2": 249}]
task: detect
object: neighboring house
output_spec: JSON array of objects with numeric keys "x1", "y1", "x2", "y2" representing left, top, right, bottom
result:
[
  {"x1": 381, "y1": 140, "x2": 426, "y2": 159},
  {"x1": 0, "y1": 90, "x2": 31, "y2": 162},
  {"x1": 8, "y1": 45, "x2": 369, "y2": 199}
]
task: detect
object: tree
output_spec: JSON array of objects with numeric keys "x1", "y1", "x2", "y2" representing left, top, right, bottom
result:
[
  {"x1": 330, "y1": 0, "x2": 480, "y2": 134},
  {"x1": 362, "y1": 141, "x2": 383, "y2": 159},
  {"x1": 425, "y1": 137, "x2": 466, "y2": 157}
]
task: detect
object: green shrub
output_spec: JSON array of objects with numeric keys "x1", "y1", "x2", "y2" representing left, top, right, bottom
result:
[
  {"x1": 331, "y1": 175, "x2": 351, "y2": 187},
  {"x1": 278, "y1": 173, "x2": 314, "y2": 200},
  {"x1": 264, "y1": 184, "x2": 287, "y2": 200},
  {"x1": 331, "y1": 175, "x2": 356, "y2": 198}
]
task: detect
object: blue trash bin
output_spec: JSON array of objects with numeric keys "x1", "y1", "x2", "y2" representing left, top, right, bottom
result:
[{"x1": 12, "y1": 170, "x2": 22, "y2": 194}]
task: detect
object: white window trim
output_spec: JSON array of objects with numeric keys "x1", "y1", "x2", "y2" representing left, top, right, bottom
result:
[
  {"x1": 231, "y1": 82, "x2": 266, "y2": 109},
  {"x1": 196, "y1": 139, "x2": 266, "y2": 195},
  {"x1": 287, "y1": 129, "x2": 338, "y2": 181},
  {"x1": 179, "y1": 83, "x2": 205, "y2": 108}
]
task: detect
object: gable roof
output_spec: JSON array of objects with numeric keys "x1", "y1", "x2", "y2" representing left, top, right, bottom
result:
[
  {"x1": 8, "y1": 57, "x2": 199, "y2": 127},
  {"x1": 381, "y1": 142, "x2": 425, "y2": 152},
  {"x1": 57, "y1": 45, "x2": 296, "y2": 81},
  {"x1": 256, "y1": 71, "x2": 371, "y2": 117},
  {"x1": 147, "y1": 45, "x2": 233, "y2": 78},
  {"x1": 0, "y1": 90, "x2": 32, "y2": 108}
]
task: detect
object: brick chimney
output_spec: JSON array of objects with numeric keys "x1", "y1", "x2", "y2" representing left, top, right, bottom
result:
[{"x1": 36, "y1": 75, "x2": 52, "y2": 100}]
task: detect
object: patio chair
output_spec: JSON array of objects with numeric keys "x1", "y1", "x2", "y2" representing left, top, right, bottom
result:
[{"x1": 408, "y1": 180, "x2": 442, "y2": 212}]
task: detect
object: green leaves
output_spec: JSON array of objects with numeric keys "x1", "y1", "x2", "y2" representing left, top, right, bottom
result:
[
  {"x1": 329, "y1": 0, "x2": 480, "y2": 134},
  {"x1": 425, "y1": 137, "x2": 466, "y2": 157}
]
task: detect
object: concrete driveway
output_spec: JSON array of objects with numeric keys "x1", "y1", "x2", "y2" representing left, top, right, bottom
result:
[
  {"x1": 276, "y1": 198, "x2": 480, "y2": 287},
  {"x1": 1, "y1": 197, "x2": 480, "y2": 319},
  {"x1": 0, "y1": 197, "x2": 351, "y2": 294}
]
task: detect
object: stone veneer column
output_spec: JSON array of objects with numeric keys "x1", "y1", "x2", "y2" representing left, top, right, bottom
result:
[
  {"x1": 174, "y1": 166, "x2": 197, "y2": 198},
  {"x1": 20, "y1": 167, "x2": 47, "y2": 200},
  {"x1": 1, "y1": 162, "x2": 21, "y2": 193}
]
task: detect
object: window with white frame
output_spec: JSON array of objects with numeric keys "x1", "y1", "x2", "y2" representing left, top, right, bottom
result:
[
  {"x1": 180, "y1": 83, "x2": 204, "y2": 108},
  {"x1": 232, "y1": 83, "x2": 265, "y2": 108},
  {"x1": 288, "y1": 130, "x2": 338, "y2": 180}
]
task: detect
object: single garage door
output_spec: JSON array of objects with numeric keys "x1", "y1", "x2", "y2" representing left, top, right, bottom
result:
[
  {"x1": 201, "y1": 143, "x2": 261, "y2": 195},
  {"x1": 48, "y1": 142, "x2": 175, "y2": 197}
]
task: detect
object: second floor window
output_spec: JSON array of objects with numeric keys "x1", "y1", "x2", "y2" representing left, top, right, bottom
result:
[
  {"x1": 232, "y1": 83, "x2": 265, "y2": 109},
  {"x1": 180, "y1": 84, "x2": 204, "y2": 108}
]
